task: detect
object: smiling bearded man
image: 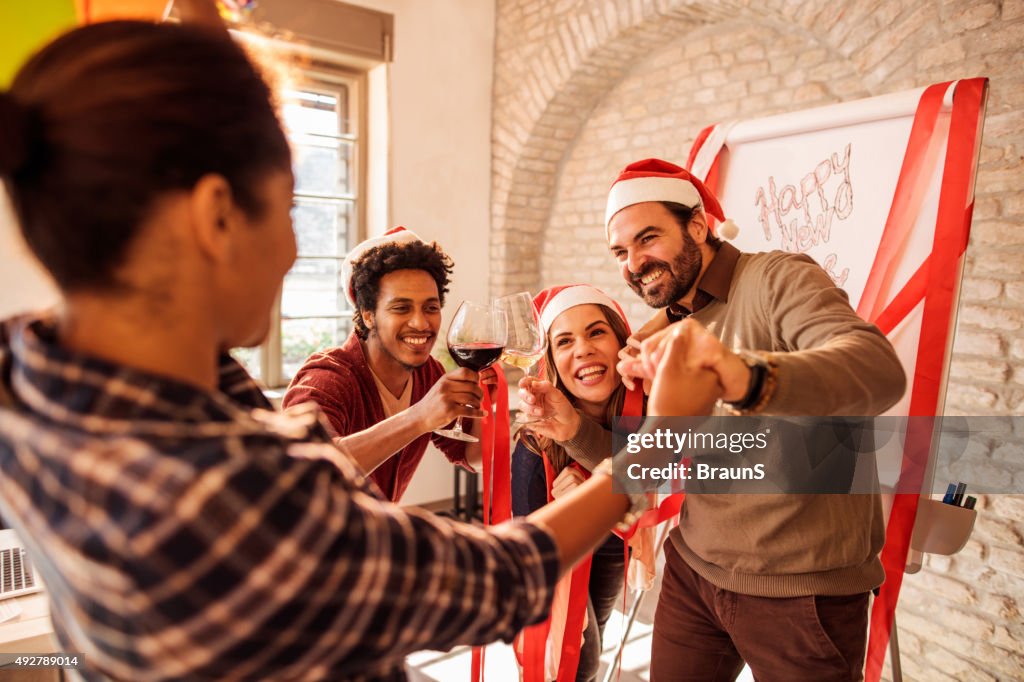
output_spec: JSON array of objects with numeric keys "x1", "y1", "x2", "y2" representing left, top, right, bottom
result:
[
  {"x1": 603, "y1": 159, "x2": 905, "y2": 681},
  {"x1": 283, "y1": 227, "x2": 485, "y2": 501}
]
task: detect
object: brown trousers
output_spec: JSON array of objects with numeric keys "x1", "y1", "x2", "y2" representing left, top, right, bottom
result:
[{"x1": 651, "y1": 541, "x2": 870, "y2": 681}]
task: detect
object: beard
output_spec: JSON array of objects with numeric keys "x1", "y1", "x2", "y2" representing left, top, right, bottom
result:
[{"x1": 627, "y1": 234, "x2": 703, "y2": 308}]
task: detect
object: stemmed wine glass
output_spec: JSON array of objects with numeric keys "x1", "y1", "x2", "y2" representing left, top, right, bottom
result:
[
  {"x1": 495, "y1": 291, "x2": 548, "y2": 424},
  {"x1": 434, "y1": 301, "x2": 508, "y2": 442}
]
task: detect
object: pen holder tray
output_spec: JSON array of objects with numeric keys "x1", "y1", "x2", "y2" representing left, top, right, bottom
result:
[{"x1": 910, "y1": 498, "x2": 977, "y2": 555}]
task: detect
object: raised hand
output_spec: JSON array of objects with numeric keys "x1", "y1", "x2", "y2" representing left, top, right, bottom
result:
[
  {"x1": 646, "y1": 322, "x2": 727, "y2": 416},
  {"x1": 550, "y1": 466, "x2": 586, "y2": 500},
  {"x1": 412, "y1": 367, "x2": 487, "y2": 432},
  {"x1": 617, "y1": 338, "x2": 642, "y2": 391},
  {"x1": 517, "y1": 376, "x2": 580, "y2": 442}
]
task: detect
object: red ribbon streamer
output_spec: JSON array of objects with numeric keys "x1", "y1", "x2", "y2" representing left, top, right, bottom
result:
[
  {"x1": 519, "y1": 455, "x2": 592, "y2": 682},
  {"x1": 556, "y1": 551, "x2": 593, "y2": 681},
  {"x1": 686, "y1": 123, "x2": 723, "y2": 231},
  {"x1": 492, "y1": 367, "x2": 512, "y2": 524},
  {"x1": 686, "y1": 124, "x2": 717, "y2": 170},
  {"x1": 857, "y1": 82, "x2": 951, "y2": 321},
  {"x1": 472, "y1": 364, "x2": 512, "y2": 681},
  {"x1": 519, "y1": 453, "x2": 557, "y2": 682},
  {"x1": 864, "y1": 77, "x2": 986, "y2": 682}
]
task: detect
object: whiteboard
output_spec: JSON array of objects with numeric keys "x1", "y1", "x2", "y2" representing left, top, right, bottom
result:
[{"x1": 694, "y1": 83, "x2": 982, "y2": 420}]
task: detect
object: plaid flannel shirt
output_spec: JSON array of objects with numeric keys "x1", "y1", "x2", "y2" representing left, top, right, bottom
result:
[{"x1": 0, "y1": 315, "x2": 558, "y2": 681}]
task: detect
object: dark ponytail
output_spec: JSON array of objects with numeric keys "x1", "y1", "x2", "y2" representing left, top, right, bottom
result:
[{"x1": 0, "y1": 92, "x2": 39, "y2": 177}]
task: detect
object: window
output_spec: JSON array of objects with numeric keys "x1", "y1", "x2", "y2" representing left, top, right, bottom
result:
[
  {"x1": 233, "y1": 69, "x2": 365, "y2": 387},
  {"x1": 225, "y1": 0, "x2": 391, "y2": 389}
]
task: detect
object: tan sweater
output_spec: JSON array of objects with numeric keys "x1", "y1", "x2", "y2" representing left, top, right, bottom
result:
[{"x1": 564, "y1": 245, "x2": 906, "y2": 598}]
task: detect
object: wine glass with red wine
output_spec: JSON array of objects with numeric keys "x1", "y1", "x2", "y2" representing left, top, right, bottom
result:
[{"x1": 434, "y1": 301, "x2": 508, "y2": 442}]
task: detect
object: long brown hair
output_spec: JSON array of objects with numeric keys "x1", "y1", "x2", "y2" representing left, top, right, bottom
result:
[{"x1": 519, "y1": 304, "x2": 630, "y2": 472}]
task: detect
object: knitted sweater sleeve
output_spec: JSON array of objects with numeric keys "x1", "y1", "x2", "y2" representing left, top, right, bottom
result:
[
  {"x1": 759, "y1": 252, "x2": 907, "y2": 416},
  {"x1": 558, "y1": 414, "x2": 613, "y2": 472}
]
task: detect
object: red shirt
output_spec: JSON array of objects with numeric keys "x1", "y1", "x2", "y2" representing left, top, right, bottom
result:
[{"x1": 283, "y1": 333, "x2": 469, "y2": 501}]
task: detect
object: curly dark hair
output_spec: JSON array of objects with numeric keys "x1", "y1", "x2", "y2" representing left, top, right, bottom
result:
[{"x1": 350, "y1": 240, "x2": 454, "y2": 339}]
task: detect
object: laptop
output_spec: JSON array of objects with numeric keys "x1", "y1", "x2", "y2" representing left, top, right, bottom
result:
[{"x1": 0, "y1": 529, "x2": 42, "y2": 601}]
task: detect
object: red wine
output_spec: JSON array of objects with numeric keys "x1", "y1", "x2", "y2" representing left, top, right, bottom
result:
[{"x1": 449, "y1": 343, "x2": 505, "y2": 371}]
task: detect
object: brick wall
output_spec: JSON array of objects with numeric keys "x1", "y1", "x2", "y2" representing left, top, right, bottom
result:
[{"x1": 492, "y1": 0, "x2": 1024, "y2": 678}]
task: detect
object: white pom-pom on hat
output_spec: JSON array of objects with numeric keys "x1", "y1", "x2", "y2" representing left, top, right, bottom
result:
[{"x1": 718, "y1": 218, "x2": 740, "y2": 241}]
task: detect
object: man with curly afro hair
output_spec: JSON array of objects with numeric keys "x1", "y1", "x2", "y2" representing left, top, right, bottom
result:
[{"x1": 284, "y1": 228, "x2": 484, "y2": 501}]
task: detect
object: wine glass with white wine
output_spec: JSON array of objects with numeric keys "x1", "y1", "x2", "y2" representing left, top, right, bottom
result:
[{"x1": 495, "y1": 291, "x2": 549, "y2": 424}]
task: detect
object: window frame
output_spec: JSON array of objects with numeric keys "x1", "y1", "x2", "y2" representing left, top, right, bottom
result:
[{"x1": 258, "y1": 64, "x2": 368, "y2": 389}]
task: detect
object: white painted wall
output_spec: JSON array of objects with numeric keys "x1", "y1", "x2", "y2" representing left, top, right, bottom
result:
[{"x1": 348, "y1": 0, "x2": 496, "y2": 506}]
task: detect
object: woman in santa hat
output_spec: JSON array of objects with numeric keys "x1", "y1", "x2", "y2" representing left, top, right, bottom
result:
[{"x1": 512, "y1": 284, "x2": 649, "y2": 682}]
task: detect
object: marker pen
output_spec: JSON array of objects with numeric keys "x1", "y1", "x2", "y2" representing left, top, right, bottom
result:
[{"x1": 942, "y1": 482, "x2": 957, "y2": 505}]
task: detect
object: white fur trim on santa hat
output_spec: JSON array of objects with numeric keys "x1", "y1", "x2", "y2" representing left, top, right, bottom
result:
[
  {"x1": 342, "y1": 228, "x2": 423, "y2": 305},
  {"x1": 605, "y1": 176, "x2": 702, "y2": 227},
  {"x1": 539, "y1": 285, "x2": 622, "y2": 332}
]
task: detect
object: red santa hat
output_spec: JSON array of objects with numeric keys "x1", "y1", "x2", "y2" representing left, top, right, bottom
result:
[
  {"x1": 341, "y1": 226, "x2": 423, "y2": 305},
  {"x1": 532, "y1": 284, "x2": 631, "y2": 334},
  {"x1": 604, "y1": 158, "x2": 739, "y2": 240}
]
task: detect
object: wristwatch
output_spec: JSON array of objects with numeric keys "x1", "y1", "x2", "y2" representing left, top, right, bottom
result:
[
  {"x1": 593, "y1": 457, "x2": 652, "y2": 532},
  {"x1": 724, "y1": 350, "x2": 776, "y2": 414}
]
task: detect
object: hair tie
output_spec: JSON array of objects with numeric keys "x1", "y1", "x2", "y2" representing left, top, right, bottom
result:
[{"x1": 0, "y1": 92, "x2": 38, "y2": 176}]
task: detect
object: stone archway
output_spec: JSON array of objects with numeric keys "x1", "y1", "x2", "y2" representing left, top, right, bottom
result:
[{"x1": 489, "y1": 0, "x2": 945, "y2": 299}]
